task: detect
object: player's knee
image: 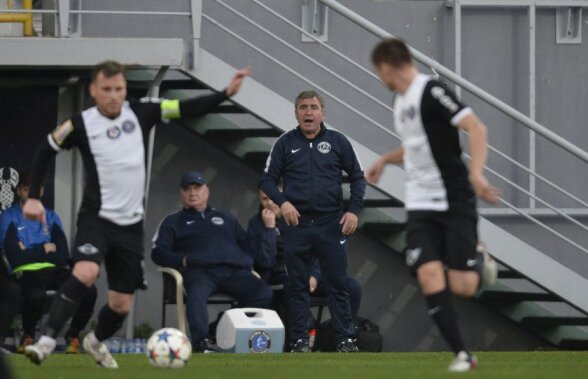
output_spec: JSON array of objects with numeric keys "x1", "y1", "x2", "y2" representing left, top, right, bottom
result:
[
  {"x1": 72, "y1": 262, "x2": 100, "y2": 286},
  {"x1": 417, "y1": 263, "x2": 445, "y2": 291},
  {"x1": 449, "y1": 280, "x2": 477, "y2": 298},
  {"x1": 109, "y1": 300, "x2": 132, "y2": 315},
  {"x1": 448, "y1": 270, "x2": 479, "y2": 297}
]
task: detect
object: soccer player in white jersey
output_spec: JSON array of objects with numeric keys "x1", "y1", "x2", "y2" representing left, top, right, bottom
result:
[
  {"x1": 366, "y1": 38, "x2": 500, "y2": 372},
  {"x1": 22, "y1": 61, "x2": 250, "y2": 368}
]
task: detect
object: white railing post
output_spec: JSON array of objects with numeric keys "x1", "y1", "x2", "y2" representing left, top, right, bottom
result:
[
  {"x1": 56, "y1": 0, "x2": 69, "y2": 37},
  {"x1": 189, "y1": 0, "x2": 202, "y2": 69}
]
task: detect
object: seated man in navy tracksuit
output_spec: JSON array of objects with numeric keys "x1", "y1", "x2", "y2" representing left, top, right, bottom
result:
[{"x1": 151, "y1": 171, "x2": 273, "y2": 353}]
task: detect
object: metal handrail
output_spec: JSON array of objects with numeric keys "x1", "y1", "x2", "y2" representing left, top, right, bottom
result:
[
  {"x1": 0, "y1": 9, "x2": 190, "y2": 16},
  {"x1": 202, "y1": 1, "x2": 588, "y2": 256},
  {"x1": 213, "y1": 0, "x2": 393, "y2": 113},
  {"x1": 251, "y1": 0, "x2": 381, "y2": 83},
  {"x1": 201, "y1": 13, "x2": 400, "y2": 141},
  {"x1": 318, "y1": 0, "x2": 588, "y2": 164},
  {"x1": 251, "y1": 0, "x2": 588, "y2": 210},
  {"x1": 495, "y1": 194, "x2": 588, "y2": 255},
  {"x1": 211, "y1": 0, "x2": 588, "y2": 211},
  {"x1": 466, "y1": 152, "x2": 588, "y2": 235}
]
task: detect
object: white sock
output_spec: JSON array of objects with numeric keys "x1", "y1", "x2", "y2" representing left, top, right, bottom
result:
[
  {"x1": 38, "y1": 335, "x2": 57, "y2": 351},
  {"x1": 87, "y1": 331, "x2": 101, "y2": 347}
]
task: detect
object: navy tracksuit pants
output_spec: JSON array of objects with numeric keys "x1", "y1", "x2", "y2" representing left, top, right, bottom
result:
[
  {"x1": 183, "y1": 266, "x2": 273, "y2": 342},
  {"x1": 281, "y1": 213, "x2": 355, "y2": 343}
]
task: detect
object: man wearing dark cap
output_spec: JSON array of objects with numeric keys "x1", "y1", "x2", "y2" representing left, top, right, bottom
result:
[{"x1": 151, "y1": 171, "x2": 273, "y2": 353}]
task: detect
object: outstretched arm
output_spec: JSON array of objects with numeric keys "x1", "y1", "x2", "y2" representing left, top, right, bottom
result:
[{"x1": 162, "y1": 67, "x2": 252, "y2": 121}]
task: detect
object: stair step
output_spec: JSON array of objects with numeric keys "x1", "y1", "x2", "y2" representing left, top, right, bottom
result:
[
  {"x1": 205, "y1": 128, "x2": 281, "y2": 140},
  {"x1": 343, "y1": 198, "x2": 403, "y2": 209},
  {"x1": 558, "y1": 338, "x2": 588, "y2": 349},
  {"x1": 520, "y1": 316, "x2": 588, "y2": 327},
  {"x1": 364, "y1": 198, "x2": 403, "y2": 208},
  {"x1": 210, "y1": 104, "x2": 246, "y2": 114},
  {"x1": 242, "y1": 151, "x2": 269, "y2": 170},
  {"x1": 497, "y1": 269, "x2": 525, "y2": 279},
  {"x1": 480, "y1": 290, "x2": 560, "y2": 303},
  {"x1": 160, "y1": 79, "x2": 208, "y2": 90},
  {"x1": 362, "y1": 222, "x2": 406, "y2": 234}
]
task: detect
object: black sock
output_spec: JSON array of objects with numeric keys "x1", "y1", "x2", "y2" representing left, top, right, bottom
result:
[
  {"x1": 45, "y1": 276, "x2": 89, "y2": 338},
  {"x1": 94, "y1": 305, "x2": 126, "y2": 342},
  {"x1": 66, "y1": 285, "x2": 97, "y2": 339},
  {"x1": 425, "y1": 289, "x2": 465, "y2": 354}
]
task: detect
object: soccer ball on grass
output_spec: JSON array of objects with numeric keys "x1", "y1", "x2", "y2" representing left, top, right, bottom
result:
[{"x1": 146, "y1": 327, "x2": 192, "y2": 368}]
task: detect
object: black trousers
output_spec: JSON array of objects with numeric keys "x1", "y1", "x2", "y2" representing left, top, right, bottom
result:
[{"x1": 282, "y1": 214, "x2": 355, "y2": 343}]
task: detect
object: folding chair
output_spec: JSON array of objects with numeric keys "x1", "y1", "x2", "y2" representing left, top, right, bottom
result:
[{"x1": 158, "y1": 267, "x2": 238, "y2": 335}]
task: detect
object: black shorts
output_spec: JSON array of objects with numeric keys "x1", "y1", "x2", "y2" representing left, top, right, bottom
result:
[
  {"x1": 405, "y1": 208, "x2": 478, "y2": 273},
  {"x1": 72, "y1": 211, "x2": 145, "y2": 294}
]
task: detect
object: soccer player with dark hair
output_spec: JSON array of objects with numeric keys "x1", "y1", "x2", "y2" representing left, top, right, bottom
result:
[
  {"x1": 22, "y1": 60, "x2": 250, "y2": 368},
  {"x1": 367, "y1": 38, "x2": 499, "y2": 371}
]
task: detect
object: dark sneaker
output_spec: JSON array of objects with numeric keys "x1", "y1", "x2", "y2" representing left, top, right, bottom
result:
[
  {"x1": 289, "y1": 339, "x2": 311, "y2": 353},
  {"x1": 194, "y1": 337, "x2": 216, "y2": 353},
  {"x1": 448, "y1": 351, "x2": 478, "y2": 372},
  {"x1": 17, "y1": 335, "x2": 34, "y2": 354},
  {"x1": 336, "y1": 338, "x2": 359, "y2": 353}
]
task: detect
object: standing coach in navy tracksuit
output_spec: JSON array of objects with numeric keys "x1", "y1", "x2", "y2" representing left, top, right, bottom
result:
[
  {"x1": 259, "y1": 90, "x2": 366, "y2": 352},
  {"x1": 151, "y1": 171, "x2": 273, "y2": 353}
]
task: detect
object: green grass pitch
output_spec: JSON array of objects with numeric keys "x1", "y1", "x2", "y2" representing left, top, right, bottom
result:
[{"x1": 7, "y1": 351, "x2": 588, "y2": 379}]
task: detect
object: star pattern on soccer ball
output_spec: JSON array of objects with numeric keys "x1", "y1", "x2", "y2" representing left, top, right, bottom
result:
[{"x1": 157, "y1": 330, "x2": 172, "y2": 342}]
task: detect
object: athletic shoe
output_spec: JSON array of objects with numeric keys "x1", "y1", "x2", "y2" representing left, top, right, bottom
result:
[
  {"x1": 478, "y1": 242, "x2": 497, "y2": 287},
  {"x1": 66, "y1": 336, "x2": 80, "y2": 354},
  {"x1": 336, "y1": 338, "x2": 360, "y2": 353},
  {"x1": 289, "y1": 339, "x2": 311, "y2": 353},
  {"x1": 24, "y1": 337, "x2": 56, "y2": 365},
  {"x1": 448, "y1": 351, "x2": 478, "y2": 372},
  {"x1": 194, "y1": 337, "x2": 216, "y2": 353},
  {"x1": 82, "y1": 332, "x2": 118, "y2": 368},
  {"x1": 17, "y1": 335, "x2": 34, "y2": 354}
]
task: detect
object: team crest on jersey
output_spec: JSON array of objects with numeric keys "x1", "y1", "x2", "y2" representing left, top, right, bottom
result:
[
  {"x1": 400, "y1": 106, "x2": 417, "y2": 122},
  {"x1": 122, "y1": 120, "x2": 136, "y2": 133},
  {"x1": 52, "y1": 119, "x2": 74, "y2": 145},
  {"x1": 317, "y1": 141, "x2": 331, "y2": 154},
  {"x1": 107, "y1": 126, "x2": 121, "y2": 139},
  {"x1": 405, "y1": 247, "x2": 422, "y2": 267},
  {"x1": 211, "y1": 216, "x2": 224, "y2": 225}
]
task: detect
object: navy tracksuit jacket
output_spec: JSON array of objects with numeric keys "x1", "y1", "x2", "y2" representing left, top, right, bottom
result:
[
  {"x1": 151, "y1": 206, "x2": 273, "y2": 341},
  {"x1": 259, "y1": 123, "x2": 366, "y2": 343}
]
